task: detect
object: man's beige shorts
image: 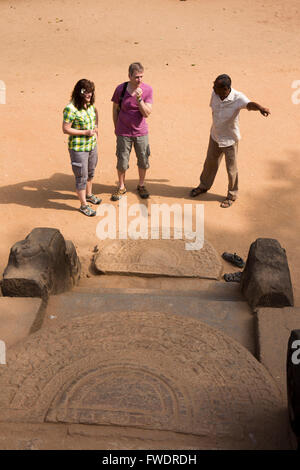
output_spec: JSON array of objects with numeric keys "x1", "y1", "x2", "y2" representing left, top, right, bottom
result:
[{"x1": 116, "y1": 135, "x2": 150, "y2": 171}]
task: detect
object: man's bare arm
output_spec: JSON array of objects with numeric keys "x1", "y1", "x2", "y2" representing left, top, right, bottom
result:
[
  {"x1": 247, "y1": 102, "x2": 270, "y2": 116},
  {"x1": 135, "y1": 87, "x2": 152, "y2": 118},
  {"x1": 138, "y1": 101, "x2": 152, "y2": 118},
  {"x1": 112, "y1": 102, "x2": 119, "y2": 129}
]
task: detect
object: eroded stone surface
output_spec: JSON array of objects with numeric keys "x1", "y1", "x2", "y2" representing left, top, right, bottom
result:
[
  {"x1": 93, "y1": 239, "x2": 222, "y2": 280},
  {"x1": 2, "y1": 228, "x2": 81, "y2": 298},
  {"x1": 0, "y1": 297, "x2": 42, "y2": 347},
  {"x1": 46, "y1": 288, "x2": 255, "y2": 354},
  {"x1": 0, "y1": 422, "x2": 216, "y2": 450},
  {"x1": 256, "y1": 307, "x2": 300, "y2": 400},
  {"x1": 241, "y1": 238, "x2": 294, "y2": 308},
  {"x1": 0, "y1": 311, "x2": 289, "y2": 449}
]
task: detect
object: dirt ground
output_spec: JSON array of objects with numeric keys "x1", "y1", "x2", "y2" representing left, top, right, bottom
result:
[
  {"x1": 0, "y1": 0, "x2": 300, "y2": 451},
  {"x1": 0, "y1": 0, "x2": 299, "y2": 298}
]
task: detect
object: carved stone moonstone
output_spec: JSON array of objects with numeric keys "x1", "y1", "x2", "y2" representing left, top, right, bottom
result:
[
  {"x1": 2, "y1": 228, "x2": 81, "y2": 298},
  {"x1": 0, "y1": 311, "x2": 288, "y2": 449},
  {"x1": 94, "y1": 238, "x2": 222, "y2": 280}
]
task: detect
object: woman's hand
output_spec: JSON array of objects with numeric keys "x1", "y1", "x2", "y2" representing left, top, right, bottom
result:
[{"x1": 85, "y1": 129, "x2": 96, "y2": 136}]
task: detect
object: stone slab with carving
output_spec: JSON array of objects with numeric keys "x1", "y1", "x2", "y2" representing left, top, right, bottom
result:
[
  {"x1": 0, "y1": 311, "x2": 289, "y2": 449},
  {"x1": 93, "y1": 238, "x2": 222, "y2": 280}
]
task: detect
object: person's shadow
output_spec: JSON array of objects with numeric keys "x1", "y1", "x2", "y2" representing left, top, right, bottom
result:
[{"x1": 0, "y1": 173, "x2": 224, "y2": 211}]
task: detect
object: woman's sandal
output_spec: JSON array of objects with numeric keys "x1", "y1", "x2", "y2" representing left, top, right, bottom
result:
[
  {"x1": 220, "y1": 198, "x2": 234, "y2": 208},
  {"x1": 190, "y1": 186, "x2": 207, "y2": 197},
  {"x1": 223, "y1": 272, "x2": 242, "y2": 283},
  {"x1": 79, "y1": 204, "x2": 96, "y2": 217},
  {"x1": 222, "y1": 252, "x2": 245, "y2": 268},
  {"x1": 86, "y1": 194, "x2": 102, "y2": 205}
]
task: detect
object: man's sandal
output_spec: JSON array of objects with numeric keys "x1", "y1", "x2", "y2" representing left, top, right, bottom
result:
[
  {"x1": 222, "y1": 252, "x2": 245, "y2": 268},
  {"x1": 111, "y1": 187, "x2": 127, "y2": 201},
  {"x1": 137, "y1": 185, "x2": 150, "y2": 199},
  {"x1": 86, "y1": 194, "x2": 102, "y2": 205},
  {"x1": 79, "y1": 204, "x2": 96, "y2": 217},
  {"x1": 223, "y1": 272, "x2": 242, "y2": 283},
  {"x1": 220, "y1": 198, "x2": 235, "y2": 208},
  {"x1": 190, "y1": 186, "x2": 207, "y2": 197}
]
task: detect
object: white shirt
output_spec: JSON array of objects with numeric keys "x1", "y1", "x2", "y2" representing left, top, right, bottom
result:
[{"x1": 210, "y1": 88, "x2": 250, "y2": 147}]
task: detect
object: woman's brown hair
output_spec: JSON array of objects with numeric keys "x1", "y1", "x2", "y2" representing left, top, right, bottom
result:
[{"x1": 71, "y1": 79, "x2": 95, "y2": 110}]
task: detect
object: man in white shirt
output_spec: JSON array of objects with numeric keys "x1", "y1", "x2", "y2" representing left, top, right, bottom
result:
[{"x1": 190, "y1": 74, "x2": 270, "y2": 207}]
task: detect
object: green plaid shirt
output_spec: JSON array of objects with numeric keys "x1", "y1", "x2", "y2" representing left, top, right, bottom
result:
[{"x1": 63, "y1": 102, "x2": 97, "y2": 151}]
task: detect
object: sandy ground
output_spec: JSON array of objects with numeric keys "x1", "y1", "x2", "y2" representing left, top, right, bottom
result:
[
  {"x1": 0, "y1": 0, "x2": 299, "y2": 302},
  {"x1": 0, "y1": 0, "x2": 300, "y2": 451}
]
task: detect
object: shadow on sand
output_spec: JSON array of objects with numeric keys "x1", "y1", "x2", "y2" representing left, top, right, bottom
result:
[{"x1": 0, "y1": 173, "x2": 225, "y2": 211}]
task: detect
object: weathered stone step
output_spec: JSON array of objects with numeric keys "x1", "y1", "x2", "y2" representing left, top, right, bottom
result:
[
  {"x1": 46, "y1": 289, "x2": 255, "y2": 355},
  {"x1": 0, "y1": 311, "x2": 288, "y2": 449},
  {"x1": 76, "y1": 276, "x2": 245, "y2": 301},
  {"x1": 73, "y1": 284, "x2": 243, "y2": 301}
]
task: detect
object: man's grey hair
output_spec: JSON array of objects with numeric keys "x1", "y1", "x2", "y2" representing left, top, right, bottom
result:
[{"x1": 129, "y1": 62, "x2": 144, "y2": 76}]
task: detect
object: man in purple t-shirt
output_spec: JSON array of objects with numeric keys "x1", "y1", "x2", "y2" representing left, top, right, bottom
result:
[{"x1": 111, "y1": 62, "x2": 153, "y2": 200}]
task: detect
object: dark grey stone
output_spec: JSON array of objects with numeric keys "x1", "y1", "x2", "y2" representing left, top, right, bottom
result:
[
  {"x1": 241, "y1": 238, "x2": 294, "y2": 309},
  {"x1": 2, "y1": 228, "x2": 81, "y2": 299}
]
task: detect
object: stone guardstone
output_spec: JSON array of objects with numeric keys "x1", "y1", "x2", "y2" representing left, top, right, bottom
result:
[
  {"x1": 0, "y1": 311, "x2": 289, "y2": 449},
  {"x1": 93, "y1": 238, "x2": 222, "y2": 280},
  {"x1": 241, "y1": 238, "x2": 294, "y2": 309},
  {"x1": 2, "y1": 228, "x2": 81, "y2": 298}
]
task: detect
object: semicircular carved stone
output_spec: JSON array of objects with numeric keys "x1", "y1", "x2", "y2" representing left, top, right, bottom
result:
[
  {"x1": 93, "y1": 238, "x2": 222, "y2": 280},
  {"x1": 2, "y1": 228, "x2": 81, "y2": 298},
  {"x1": 0, "y1": 312, "x2": 288, "y2": 449}
]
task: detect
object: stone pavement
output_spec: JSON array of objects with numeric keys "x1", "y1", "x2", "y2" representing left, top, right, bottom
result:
[
  {"x1": 0, "y1": 309, "x2": 290, "y2": 449},
  {"x1": 0, "y1": 297, "x2": 42, "y2": 347},
  {"x1": 0, "y1": 240, "x2": 297, "y2": 449},
  {"x1": 47, "y1": 281, "x2": 255, "y2": 355},
  {"x1": 256, "y1": 307, "x2": 300, "y2": 403}
]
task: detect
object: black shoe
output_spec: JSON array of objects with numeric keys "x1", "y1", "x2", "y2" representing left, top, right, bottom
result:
[
  {"x1": 190, "y1": 186, "x2": 207, "y2": 197},
  {"x1": 222, "y1": 252, "x2": 245, "y2": 269}
]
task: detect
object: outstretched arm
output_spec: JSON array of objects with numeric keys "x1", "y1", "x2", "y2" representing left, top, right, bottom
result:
[{"x1": 247, "y1": 102, "x2": 270, "y2": 116}]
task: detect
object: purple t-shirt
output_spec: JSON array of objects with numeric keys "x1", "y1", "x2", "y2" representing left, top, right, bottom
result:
[{"x1": 111, "y1": 82, "x2": 153, "y2": 137}]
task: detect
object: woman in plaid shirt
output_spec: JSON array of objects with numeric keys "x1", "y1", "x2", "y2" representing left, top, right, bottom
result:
[{"x1": 63, "y1": 79, "x2": 101, "y2": 216}]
